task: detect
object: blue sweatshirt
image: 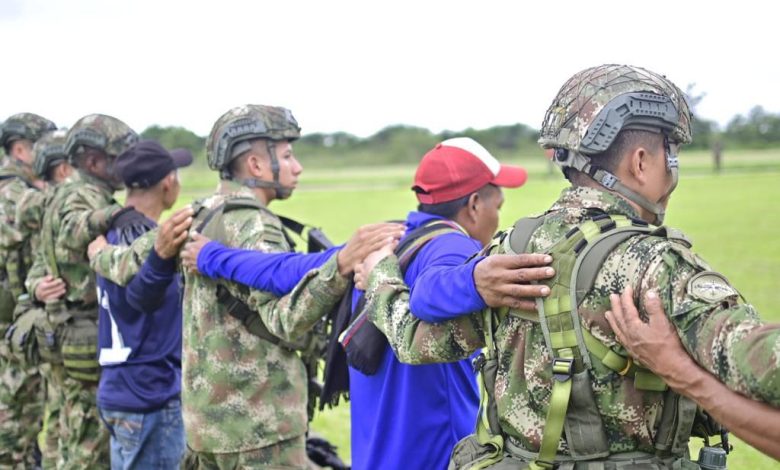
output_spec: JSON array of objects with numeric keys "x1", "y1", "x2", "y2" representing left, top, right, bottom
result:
[
  {"x1": 196, "y1": 211, "x2": 486, "y2": 470},
  {"x1": 96, "y1": 210, "x2": 183, "y2": 413}
]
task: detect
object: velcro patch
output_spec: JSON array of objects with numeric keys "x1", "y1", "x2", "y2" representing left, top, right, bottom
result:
[{"x1": 687, "y1": 271, "x2": 738, "y2": 303}]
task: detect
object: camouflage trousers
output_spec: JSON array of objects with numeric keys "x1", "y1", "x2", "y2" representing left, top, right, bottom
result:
[
  {"x1": 189, "y1": 435, "x2": 318, "y2": 470},
  {"x1": 37, "y1": 363, "x2": 65, "y2": 470},
  {"x1": 0, "y1": 340, "x2": 43, "y2": 469},
  {"x1": 56, "y1": 376, "x2": 109, "y2": 469}
]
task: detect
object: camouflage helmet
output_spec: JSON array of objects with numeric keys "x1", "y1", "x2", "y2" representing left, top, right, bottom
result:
[
  {"x1": 65, "y1": 114, "x2": 138, "y2": 161},
  {"x1": 33, "y1": 129, "x2": 68, "y2": 178},
  {"x1": 539, "y1": 64, "x2": 692, "y2": 155},
  {"x1": 0, "y1": 113, "x2": 57, "y2": 149},
  {"x1": 206, "y1": 104, "x2": 301, "y2": 175}
]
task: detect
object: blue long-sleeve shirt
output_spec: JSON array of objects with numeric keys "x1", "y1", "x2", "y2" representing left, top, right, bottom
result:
[
  {"x1": 96, "y1": 210, "x2": 182, "y2": 413},
  {"x1": 196, "y1": 211, "x2": 486, "y2": 470}
]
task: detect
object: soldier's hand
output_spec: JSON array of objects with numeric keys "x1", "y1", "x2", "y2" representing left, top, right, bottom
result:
[
  {"x1": 473, "y1": 254, "x2": 554, "y2": 311},
  {"x1": 605, "y1": 287, "x2": 689, "y2": 377},
  {"x1": 154, "y1": 206, "x2": 194, "y2": 260},
  {"x1": 181, "y1": 232, "x2": 212, "y2": 274},
  {"x1": 88, "y1": 235, "x2": 108, "y2": 260},
  {"x1": 35, "y1": 275, "x2": 66, "y2": 302},
  {"x1": 354, "y1": 243, "x2": 396, "y2": 290},
  {"x1": 337, "y1": 223, "x2": 405, "y2": 276}
]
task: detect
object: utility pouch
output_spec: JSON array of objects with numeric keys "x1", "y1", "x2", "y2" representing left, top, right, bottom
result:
[
  {"x1": 563, "y1": 370, "x2": 610, "y2": 459},
  {"x1": 6, "y1": 299, "x2": 45, "y2": 367},
  {"x1": 59, "y1": 312, "x2": 99, "y2": 382},
  {"x1": 449, "y1": 434, "x2": 515, "y2": 470}
]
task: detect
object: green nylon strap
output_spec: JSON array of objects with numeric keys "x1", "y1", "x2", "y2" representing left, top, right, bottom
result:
[
  {"x1": 61, "y1": 344, "x2": 98, "y2": 354},
  {"x1": 549, "y1": 330, "x2": 578, "y2": 349},
  {"x1": 65, "y1": 370, "x2": 99, "y2": 382},
  {"x1": 62, "y1": 358, "x2": 99, "y2": 368},
  {"x1": 580, "y1": 327, "x2": 667, "y2": 391},
  {"x1": 634, "y1": 369, "x2": 668, "y2": 392},
  {"x1": 542, "y1": 295, "x2": 572, "y2": 316},
  {"x1": 533, "y1": 349, "x2": 574, "y2": 470}
]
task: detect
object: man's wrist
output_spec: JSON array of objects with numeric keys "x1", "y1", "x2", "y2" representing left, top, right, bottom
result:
[{"x1": 149, "y1": 246, "x2": 177, "y2": 272}]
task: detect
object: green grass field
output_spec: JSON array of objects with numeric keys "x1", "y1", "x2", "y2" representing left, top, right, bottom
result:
[{"x1": 174, "y1": 149, "x2": 780, "y2": 468}]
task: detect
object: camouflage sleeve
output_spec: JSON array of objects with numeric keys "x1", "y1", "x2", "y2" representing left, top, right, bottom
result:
[
  {"x1": 58, "y1": 188, "x2": 121, "y2": 252},
  {"x1": 24, "y1": 245, "x2": 49, "y2": 300},
  {"x1": 89, "y1": 229, "x2": 157, "y2": 286},
  {"x1": 211, "y1": 206, "x2": 350, "y2": 343},
  {"x1": 241, "y1": 254, "x2": 350, "y2": 342},
  {"x1": 365, "y1": 255, "x2": 485, "y2": 364},
  {"x1": 15, "y1": 189, "x2": 44, "y2": 254},
  {"x1": 634, "y1": 240, "x2": 780, "y2": 407}
]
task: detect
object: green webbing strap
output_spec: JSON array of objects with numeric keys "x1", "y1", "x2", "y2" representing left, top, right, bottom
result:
[
  {"x1": 469, "y1": 308, "x2": 506, "y2": 470},
  {"x1": 531, "y1": 352, "x2": 574, "y2": 470}
]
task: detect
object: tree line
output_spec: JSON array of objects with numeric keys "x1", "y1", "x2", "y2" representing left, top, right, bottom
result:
[{"x1": 140, "y1": 106, "x2": 780, "y2": 168}]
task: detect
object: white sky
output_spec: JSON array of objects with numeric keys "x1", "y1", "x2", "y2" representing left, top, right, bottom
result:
[{"x1": 1, "y1": 0, "x2": 776, "y2": 138}]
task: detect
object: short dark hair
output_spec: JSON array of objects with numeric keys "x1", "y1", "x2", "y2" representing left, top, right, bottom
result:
[
  {"x1": 568, "y1": 130, "x2": 663, "y2": 185},
  {"x1": 225, "y1": 139, "x2": 268, "y2": 180},
  {"x1": 418, "y1": 184, "x2": 498, "y2": 219},
  {"x1": 43, "y1": 159, "x2": 66, "y2": 182}
]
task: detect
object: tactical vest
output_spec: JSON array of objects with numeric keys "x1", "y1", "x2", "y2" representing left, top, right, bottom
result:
[
  {"x1": 192, "y1": 196, "x2": 335, "y2": 419},
  {"x1": 453, "y1": 213, "x2": 721, "y2": 470}
]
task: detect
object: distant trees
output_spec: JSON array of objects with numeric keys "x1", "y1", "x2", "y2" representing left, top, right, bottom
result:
[
  {"x1": 724, "y1": 106, "x2": 780, "y2": 148},
  {"x1": 138, "y1": 107, "x2": 780, "y2": 168},
  {"x1": 141, "y1": 125, "x2": 205, "y2": 160}
]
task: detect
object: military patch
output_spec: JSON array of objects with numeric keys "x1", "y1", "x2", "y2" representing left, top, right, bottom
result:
[{"x1": 687, "y1": 271, "x2": 738, "y2": 303}]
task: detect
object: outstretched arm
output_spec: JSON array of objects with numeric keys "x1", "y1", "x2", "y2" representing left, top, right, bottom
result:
[{"x1": 606, "y1": 287, "x2": 780, "y2": 460}]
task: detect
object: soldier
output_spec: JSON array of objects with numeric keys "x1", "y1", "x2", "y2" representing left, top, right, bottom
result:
[
  {"x1": 359, "y1": 64, "x2": 780, "y2": 469},
  {"x1": 89, "y1": 104, "x2": 402, "y2": 468},
  {"x1": 13, "y1": 128, "x2": 73, "y2": 469},
  {"x1": 25, "y1": 114, "x2": 138, "y2": 469},
  {"x1": 0, "y1": 113, "x2": 56, "y2": 468}
]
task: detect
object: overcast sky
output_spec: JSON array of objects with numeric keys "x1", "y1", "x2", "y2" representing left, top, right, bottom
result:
[{"x1": 1, "y1": 0, "x2": 776, "y2": 138}]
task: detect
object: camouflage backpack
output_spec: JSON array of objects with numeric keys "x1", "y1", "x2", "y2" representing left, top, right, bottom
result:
[{"x1": 452, "y1": 213, "x2": 726, "y2": 470}]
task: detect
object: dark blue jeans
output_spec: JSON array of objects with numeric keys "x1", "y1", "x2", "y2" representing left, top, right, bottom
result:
[{"x1": 99, "y1": 399, "x2": 185, "y2": 470}]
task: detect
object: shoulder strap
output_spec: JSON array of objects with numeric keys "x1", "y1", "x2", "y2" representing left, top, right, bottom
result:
[
  {"x1": 0, "y1": 172, "x2": 34, "y2": 189},
  {"x1": 193, "y1": 198, "x2": 305, "y2": 350},
  {"x1": 394, "y1": 219, "x2": 463, "y2": 271},
  {"x1": 507, "y1": 215, "x2": 547, "y2": 254}
]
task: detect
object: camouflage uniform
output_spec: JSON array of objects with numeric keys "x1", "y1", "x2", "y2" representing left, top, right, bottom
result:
[
  {"x1": 15, "y1": 129, "x2": 71, "y2": 469},
  {"x1": 364, "y1": 66, "x2": 780, "y2": 469},
  {"x1": 25, "y1": 114, "x2": 136, "y2": 469},
  {"x1": 91, "y1": 105, "x2": 349, "y2": 468},
  {"x1": 0, "y1": 113, "x2": 56, "y2": 469}
]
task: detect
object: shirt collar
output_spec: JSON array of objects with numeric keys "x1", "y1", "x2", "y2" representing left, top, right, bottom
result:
[
  {"x1": 74, "y1": 169, "x2": 115, "y2": 195},
  {"x1": 550, "y1": 186, "x2": 641, "y2": 220}
]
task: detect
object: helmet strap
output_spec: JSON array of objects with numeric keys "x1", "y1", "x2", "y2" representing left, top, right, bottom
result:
[{"x1": 558, "y1": 150, "x2": 669, "y2": 225}]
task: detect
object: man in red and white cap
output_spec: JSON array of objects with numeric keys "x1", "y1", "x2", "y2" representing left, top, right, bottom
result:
[{"x1": 343, "y1": 136, "x2": 552, "y2": 470}]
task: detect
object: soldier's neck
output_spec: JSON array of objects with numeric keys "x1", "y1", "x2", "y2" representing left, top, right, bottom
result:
[{"x1": 125, "y1": 192, "x2": 165, "y2": 222}]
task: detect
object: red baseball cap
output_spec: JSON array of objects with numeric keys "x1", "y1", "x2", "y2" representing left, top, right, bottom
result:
[{"x1": 413, "y1": 137, "x2": 528, "y2": 204}]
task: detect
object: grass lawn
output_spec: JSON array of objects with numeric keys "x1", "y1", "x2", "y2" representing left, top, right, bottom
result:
[{"x1": 172, "y1": 149, "x2": 780, "y2": 469}]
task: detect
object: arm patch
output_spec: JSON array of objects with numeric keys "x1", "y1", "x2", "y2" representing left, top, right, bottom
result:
[{"x1": 687, "y1": 271, "x2": 739, "y2": 304}]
